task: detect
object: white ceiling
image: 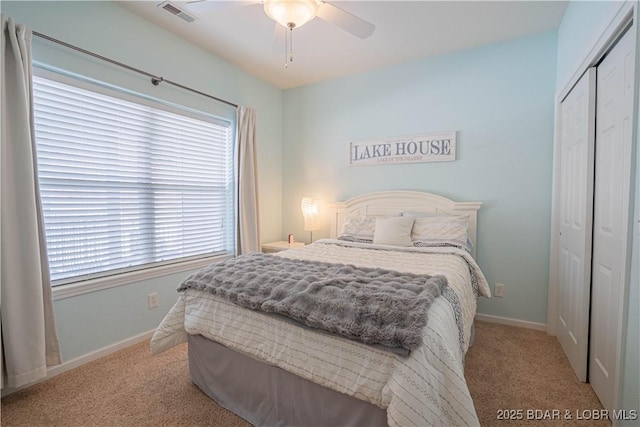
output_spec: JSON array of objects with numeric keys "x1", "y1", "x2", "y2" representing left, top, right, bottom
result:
[{"x1": 118, "y1": 1, "x2": 568, "y2": 89}]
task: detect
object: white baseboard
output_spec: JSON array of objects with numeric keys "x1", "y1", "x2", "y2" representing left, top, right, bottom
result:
[
  {"x1": 1, "y1": 329, "x2": 155, "y2": 397},
  {"x1": 475, "y1": 313, "x2": 547, "y2": 331}
]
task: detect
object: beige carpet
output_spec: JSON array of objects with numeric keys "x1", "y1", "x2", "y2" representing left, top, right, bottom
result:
[
  {"x1": 465, "y1": 322, "x2": 607, "y2": 427},
  {"x1": 1, "y1": 321, "x2": 608, "y2": 426}
]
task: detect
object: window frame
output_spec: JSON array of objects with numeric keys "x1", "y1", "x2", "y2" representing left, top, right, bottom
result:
[{"x1": 32, "y1": 67, "x2": 237, "y2": 299}]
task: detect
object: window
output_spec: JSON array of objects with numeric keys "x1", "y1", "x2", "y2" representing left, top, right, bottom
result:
[{"x1": 33, "y1": 73, "x2": 236, "y2": 285}]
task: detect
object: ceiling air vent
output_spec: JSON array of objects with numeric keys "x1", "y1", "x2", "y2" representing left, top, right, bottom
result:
[{"x1": 158, "y1": 1, "x2": 196, "y2": 23}]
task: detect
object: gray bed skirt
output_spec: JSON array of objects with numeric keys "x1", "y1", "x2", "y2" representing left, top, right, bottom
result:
[{"x1": 188, "y1": 334, "x2": 388, "y2": 427}]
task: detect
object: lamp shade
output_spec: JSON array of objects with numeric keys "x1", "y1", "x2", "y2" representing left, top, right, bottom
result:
[
  {"x1": 301, "y1": 197, "x2": 320, "y2": 231},
  {"x1": 264, "y1": 0, "x2": 320, "y2": 29}
]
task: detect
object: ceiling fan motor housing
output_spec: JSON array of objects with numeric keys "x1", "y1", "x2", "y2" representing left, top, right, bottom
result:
[{"x1": 263, "y1": 0, "x2": 320, "y2": 29}]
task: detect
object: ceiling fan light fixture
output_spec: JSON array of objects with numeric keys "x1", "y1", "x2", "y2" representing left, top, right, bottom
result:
[{"x1": 263, "y1": 0, "x2": 320, "y2": 29}]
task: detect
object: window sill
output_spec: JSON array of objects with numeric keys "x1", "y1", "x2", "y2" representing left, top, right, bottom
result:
[{"x1": 51, "y1": 254, "x2": 232, "y2": 301}]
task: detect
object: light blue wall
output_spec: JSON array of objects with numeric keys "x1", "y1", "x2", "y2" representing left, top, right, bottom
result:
[
  {"x1": 625, "y1": 6, "x2": 640, "y2": 423},
  {"x1": 623, "y1": 122, "x2": 639, "y2": 416},
  {"x1": 556, "y1": 1, "x2": 624, "y2": 93},
  {"x1": 625, "y1": 164, "x2": 640, "y2": 424},
  {"x1": 52, "y1": 271, "x2": 194, "y2": 360},
  {"x1": 1, "y1": 1, "x2": 283, "y2": 361},
  {"x1": 556, "y1": 1, "x2": 639, "y2": 418},
  {"x1": 282, "y1": 31, "x2": 558, "y2": 324}
]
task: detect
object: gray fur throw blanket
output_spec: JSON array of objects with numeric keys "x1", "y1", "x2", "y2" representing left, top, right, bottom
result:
[{"x1": 178, "y1": 252, "x2": 447, "y2": 355}]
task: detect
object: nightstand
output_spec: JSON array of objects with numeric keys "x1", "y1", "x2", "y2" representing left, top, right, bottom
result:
[{"x1": 261, "y1": 241, "x2": 306, "y2": 253}]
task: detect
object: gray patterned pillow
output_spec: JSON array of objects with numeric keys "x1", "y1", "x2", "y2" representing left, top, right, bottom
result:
[
  {"x1": 411, "y1": 215, "x2": 471, "y2": 251},
  {"x1": 338, "y1": 215, "x2": 377, "y2": 242}
]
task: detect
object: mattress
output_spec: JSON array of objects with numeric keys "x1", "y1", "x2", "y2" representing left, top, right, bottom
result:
[{"x1": 151, "y1": 239, "x2": 490, "y2": 426}]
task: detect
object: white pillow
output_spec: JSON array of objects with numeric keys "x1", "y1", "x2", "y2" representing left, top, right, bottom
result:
[
  {"x1": 373, "y1": 216, "x2": 415, "y2": 247},
  {"x1": 338, "y1": 215, "x2": 377, "y2": 242},
  {"x1": 411, "y1": 215, "x2": 470, "y2": 251}
]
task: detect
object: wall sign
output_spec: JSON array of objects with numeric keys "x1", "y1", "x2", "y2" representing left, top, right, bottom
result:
[{"x1": 349, "y1": 131, "x2": 456, "y2": 166}]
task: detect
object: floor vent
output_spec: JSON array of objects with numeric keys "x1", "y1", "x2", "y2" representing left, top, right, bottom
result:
[{"x1": 158, "y1": 1, "x2": 196, "y2": 23}]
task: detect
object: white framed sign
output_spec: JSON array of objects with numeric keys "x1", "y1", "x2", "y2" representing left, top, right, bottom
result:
[{"x1": 349, "y1": 131, "x2": 456, "y2": 166}]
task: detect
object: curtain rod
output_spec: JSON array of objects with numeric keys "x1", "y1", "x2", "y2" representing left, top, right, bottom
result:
[{"x1": 32, "y1": 31, "x2": 238, "y2": 109}]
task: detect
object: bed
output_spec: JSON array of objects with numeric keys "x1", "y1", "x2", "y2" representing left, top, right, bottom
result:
[{"x1": 150, "y1": 190, "x2": 491, "y2": 427}]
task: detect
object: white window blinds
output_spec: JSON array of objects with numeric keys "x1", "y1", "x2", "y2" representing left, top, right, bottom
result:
[{"x1": 33, "y1": 74, "x2": 236, "y2": 285}]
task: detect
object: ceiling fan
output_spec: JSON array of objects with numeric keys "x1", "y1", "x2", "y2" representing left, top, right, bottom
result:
[{"x1": 184, "y1": 0, "x2": 376, "y2": 67}]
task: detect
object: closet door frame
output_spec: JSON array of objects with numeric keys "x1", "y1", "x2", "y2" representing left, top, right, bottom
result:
[{"x1": 548, "y1": 1, "x2": 638, "y2": 418}]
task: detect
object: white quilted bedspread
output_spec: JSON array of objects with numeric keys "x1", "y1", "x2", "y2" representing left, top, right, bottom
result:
[{"x1": 151, "y1": 240, "x2": 490, "y2": 427}]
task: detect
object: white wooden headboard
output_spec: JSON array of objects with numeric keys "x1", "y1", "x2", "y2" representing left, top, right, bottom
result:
[{"x1": 328, "y1": 191, "x2": 482, "y2": 258}]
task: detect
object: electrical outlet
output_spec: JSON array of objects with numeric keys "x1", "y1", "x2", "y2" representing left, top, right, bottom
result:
[
  {"x1": 148, "y1": 292, "x2": 159, "y2": 309},
  {"x1": 494, "y1": 283, "x2": 505, "y2": 298}
]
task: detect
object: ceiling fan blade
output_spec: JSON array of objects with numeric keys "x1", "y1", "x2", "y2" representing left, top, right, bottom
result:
[
  {"x1": 316, "y1": 1, "x2": 375, "y2": 39},
  {"x1": 185, "y1": 0, "x2": 259, "y2": 14}
]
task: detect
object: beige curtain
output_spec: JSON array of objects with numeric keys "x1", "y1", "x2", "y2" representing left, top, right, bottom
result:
[
  {"x1": 237, "y1": 106, "x2": 260, "y2": 254},
  {"x1": 1, "y1": 15, "x2": 62, "y2": 389}
]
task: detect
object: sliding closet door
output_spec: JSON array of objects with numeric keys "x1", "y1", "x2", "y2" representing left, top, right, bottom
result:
[
  {"x1": 557, "y1": 68, "x2": 596, "y2": 382},
  {"x1": 590, "y1": 28, "x2": 635, "y2": 413}
]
